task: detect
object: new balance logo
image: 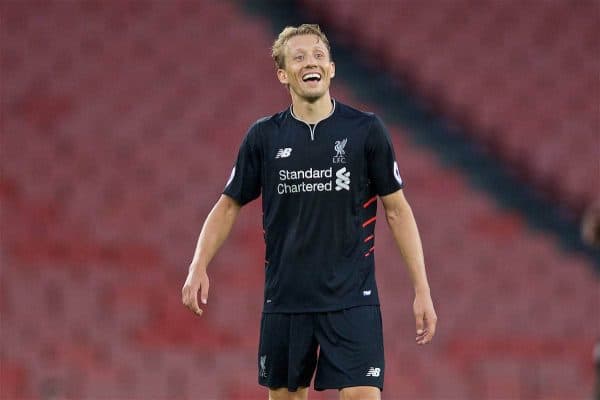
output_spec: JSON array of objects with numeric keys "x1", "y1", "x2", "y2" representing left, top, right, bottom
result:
[
  {"x1": 335, "y1": 167, "x2": 350, "y2": 191},
  {"x1": 363, "y1": 290, "x2": 372, "y2": 296},
  {"x1": 275, "y1": 148, "x2": 292, "y2": 158},
  {"x1": 366, "y1": 367, "x2": 381, "y2": 377}
]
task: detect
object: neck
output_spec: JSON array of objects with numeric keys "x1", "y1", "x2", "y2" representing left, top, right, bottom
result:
[{"x1": 290, "y1": 93, "x2": 333, "y2": 124}]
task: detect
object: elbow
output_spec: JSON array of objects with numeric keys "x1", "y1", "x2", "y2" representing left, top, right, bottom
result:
[
  {"x1": 385, "y1": 207, "x2": 402, "y2": 224},
  {"x1": 385, "y1": 203, "x2": 411, "y2": 225}
]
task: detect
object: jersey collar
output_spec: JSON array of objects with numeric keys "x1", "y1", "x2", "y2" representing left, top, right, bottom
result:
[{"x1": 289, "y1": 99, "x2": 336, "y2": 125}]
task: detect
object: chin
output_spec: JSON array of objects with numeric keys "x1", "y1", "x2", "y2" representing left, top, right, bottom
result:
[
  {"x1": 301, "y1": 89, "x2": 328, "y2": 102},
  {"x1": 291, "y1": 84, "x2": 329, "y2": 102},
  {"x1": 303, "y1": 94, "x2": 324, "y2": 103}
]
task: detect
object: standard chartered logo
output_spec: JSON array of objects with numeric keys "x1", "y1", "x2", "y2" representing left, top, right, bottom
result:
[
  {"x1": 335, "y1": 167, "x2": 350, "y2": 191},
  {"x1": 277, "y1": 167, "x2": 351, "y2": 194}
]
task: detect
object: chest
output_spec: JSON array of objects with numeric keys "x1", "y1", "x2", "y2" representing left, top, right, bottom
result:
[{"x1": 265, "y1": 124, "x2": 364, "y2": 171}]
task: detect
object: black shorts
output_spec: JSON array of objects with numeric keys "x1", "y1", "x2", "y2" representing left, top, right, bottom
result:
[{"x1": 257, "y1": 305, "x2": 384, "y2": 392}]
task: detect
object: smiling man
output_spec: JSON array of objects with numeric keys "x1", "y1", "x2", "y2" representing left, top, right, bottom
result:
[{"x1": 182, "y1": 24, "x2": 437, "y2": 400}]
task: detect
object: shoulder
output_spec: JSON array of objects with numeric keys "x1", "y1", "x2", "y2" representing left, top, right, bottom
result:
[
  {"x1": 250, "y1": 108, "x2": 289, "y2": 133},
  {"x1": 334, "y1": 100, "x2": 377, "y2": 122},
  {"x1": 242, "y1": 109, "x2": 288, "y2": 149},
  {"x1": 333, "y1": 101, "x2": 382, "y2": 141}
]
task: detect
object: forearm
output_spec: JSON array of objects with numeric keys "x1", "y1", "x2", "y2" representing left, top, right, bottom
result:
[
  {"x1": 189, "y1": 195, "x2": 240, "y2": 274},
  {"x1": 385, "y1": 203, "x2": 430, "y2": 293}
]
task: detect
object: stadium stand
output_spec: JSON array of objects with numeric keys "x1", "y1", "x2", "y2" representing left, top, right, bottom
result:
[
  {"x1": 301, "y1": 0, "x2": 600, "y2": 214},
  {"x1": 1, "y1": 0, "x2": 598, "y2": 399}
]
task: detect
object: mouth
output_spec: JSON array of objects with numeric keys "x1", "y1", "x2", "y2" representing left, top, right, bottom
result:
[{"x1": 302, "y1": 72, "x2": 322, "y2": 83}]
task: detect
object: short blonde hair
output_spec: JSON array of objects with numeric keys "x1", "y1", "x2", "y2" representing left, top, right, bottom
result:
[{"x1": 271, "y1": 24, "x2": 331, "y2": 69}]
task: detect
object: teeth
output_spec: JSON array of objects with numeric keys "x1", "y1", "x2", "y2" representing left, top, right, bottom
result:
[{"x1": 302, "y1": 73, "x2": 321, "y2": 81}]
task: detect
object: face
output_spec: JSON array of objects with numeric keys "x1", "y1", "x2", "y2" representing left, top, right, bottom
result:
[{"x1": 277, "y1": 34, "x2": 335, "y2": 102}]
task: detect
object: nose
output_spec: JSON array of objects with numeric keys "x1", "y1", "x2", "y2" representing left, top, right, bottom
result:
[{"x1": 304, "y1": 53, "x2": 318, "y2": 66}]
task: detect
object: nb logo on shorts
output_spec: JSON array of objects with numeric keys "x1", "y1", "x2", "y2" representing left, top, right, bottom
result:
[
  {"x1": 335, "y1": 167, "x2": 350, "y2": 191},
  {"x1": 366, "y1": 367, "x2": 381, "y2": 377},
  {"x1": 276, "y1": 148, "x2": 292, "y2": 158}
]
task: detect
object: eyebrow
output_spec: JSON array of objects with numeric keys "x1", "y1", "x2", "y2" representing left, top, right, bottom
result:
[{"x1": 291, "y1": 46, "x2": 326, "y2": 53}]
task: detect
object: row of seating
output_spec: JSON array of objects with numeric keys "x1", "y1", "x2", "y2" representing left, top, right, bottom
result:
[
  {"x1": 1, "y1": 0, "x2": 597, "y2": 398},
  {"x1": 301, "y1": 0, "x2": 599, "y2": 213}
]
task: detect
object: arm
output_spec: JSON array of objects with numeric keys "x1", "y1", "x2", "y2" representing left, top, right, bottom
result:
[
  {"x1": 181, "y1": 194, "x2": 241, "y2": 316},
  {"x1": 380, "y1": 189, "x2": 437, "y2": 345},
  {"x1": 581, "y1": 198, "x2": 600, "y2": 247}
]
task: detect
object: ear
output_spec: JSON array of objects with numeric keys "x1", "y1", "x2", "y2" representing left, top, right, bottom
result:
[
  {"x1": 330, "y1": 62, "x2": 335, "y2": 78},
  {"x1": 277, "y1": 68, "x2": 288, "y2": 85}
]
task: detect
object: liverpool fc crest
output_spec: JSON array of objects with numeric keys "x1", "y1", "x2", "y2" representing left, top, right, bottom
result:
[{"x1": 333, "y1": 138, "x2": 347, "y2": 163}]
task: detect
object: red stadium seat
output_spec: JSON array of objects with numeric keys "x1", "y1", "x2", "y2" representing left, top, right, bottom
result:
[
  {"x1": 301, "y1": 0, "x2": 599, "y2": 214},
  {"x1": 1, "y1": 1, "x2": 598, "y2": 398}
]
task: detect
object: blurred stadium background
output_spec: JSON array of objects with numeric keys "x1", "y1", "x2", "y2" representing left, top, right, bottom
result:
[{"x1": 1, "y1": 0, "x2": 599, "y2": 399}]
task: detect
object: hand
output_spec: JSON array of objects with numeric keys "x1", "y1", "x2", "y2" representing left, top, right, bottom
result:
[
  {"x1": 413, "y1": 291, "x2": 437, "y2": 345},
  {"x1": 181, "y1": 267, "x2": 210, "y2": 316}
]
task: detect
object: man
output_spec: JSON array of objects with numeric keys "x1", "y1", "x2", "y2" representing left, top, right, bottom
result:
[
  {"x1": 182, "y1": 24, "x2": 437, "y2": 400},
  {"x1": 581, "y1": 199, "x2": 600, "y2": 400}
]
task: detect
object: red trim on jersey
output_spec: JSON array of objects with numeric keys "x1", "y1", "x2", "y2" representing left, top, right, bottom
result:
[
  {"x1": 363, "y1": 196, "x2": 377, "y2": 208},
  {"x1": 364, "y1": 246, "x2": 375, "y2": 257},
  {"x1": 364, "y1": 235, "x2": 374, "y2": 243},
  {"x1": 362, "y1": 216, "x2": 377, "y2": 228}
]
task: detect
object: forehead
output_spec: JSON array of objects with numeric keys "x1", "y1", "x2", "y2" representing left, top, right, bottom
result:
[{"x1": 285, "y1": 34, "x2": 328, "y2": 53}]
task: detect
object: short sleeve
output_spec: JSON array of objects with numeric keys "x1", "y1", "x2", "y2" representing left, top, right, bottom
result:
[
  {"x1": 223, "y1": 122, "x2": 262, "y2": 205},
  {"x1": 366, "y1": 115, "x2": 404, "y2": 196}
]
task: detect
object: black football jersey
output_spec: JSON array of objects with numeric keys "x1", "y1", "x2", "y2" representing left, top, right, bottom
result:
[{"x1": 223, "y1": 100, "x2": 403, "y2": 313}]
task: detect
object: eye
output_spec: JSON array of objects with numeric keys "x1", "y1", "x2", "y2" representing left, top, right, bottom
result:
[
  {"x1": 315, "y1": 53, "x2": 324, "y2": 59},
  {"x1": 294, "y1": 54, "x2": 304, "y2": 61}
]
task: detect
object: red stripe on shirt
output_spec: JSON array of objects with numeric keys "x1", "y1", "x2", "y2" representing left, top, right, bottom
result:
[
  {"x1": 363, "y1": 196, "x2": 377, "y2": 208},
  {"x1": 362, "y1": 216, "x2": 377, "y2": 228}
]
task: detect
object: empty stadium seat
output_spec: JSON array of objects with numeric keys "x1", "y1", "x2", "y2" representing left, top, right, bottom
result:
[
  {"x1": 1, "y1": 1, "x2": 598, "y2": 399},
  {"x1": 302, "y1": 0, "x2": 599, "y2": 213}
]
